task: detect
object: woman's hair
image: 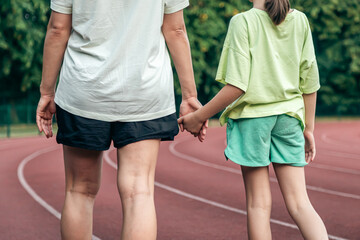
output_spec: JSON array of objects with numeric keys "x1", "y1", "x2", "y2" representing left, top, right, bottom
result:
[{"x1": 265, "y1": 0, "x2": 291, "y2": 25}]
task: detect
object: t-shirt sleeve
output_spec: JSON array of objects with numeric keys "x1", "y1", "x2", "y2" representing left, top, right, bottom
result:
[
  {"x1": 215, "y1": 15, "x2": 250, "y2": 92},
  {"x1": 164, "y1": 0, "x2": 189, "y2": 14},
  {"x1": 299, "y1": 16, "x2": 320, "y2": 94},
  {"x1": 50, "y1": 0, "x2": 72, "y2": 14}
]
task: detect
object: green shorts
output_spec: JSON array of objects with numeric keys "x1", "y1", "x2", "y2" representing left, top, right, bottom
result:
[{"x1": 225, "y1": 114, "x2": 307, "y2": 167}]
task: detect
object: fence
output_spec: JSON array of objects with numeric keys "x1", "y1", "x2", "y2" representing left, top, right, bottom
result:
[
  {"x1": 0, "y1": 104, "x2": 40, "y2": 138},
  {"x1": 0, "y1": 103, "x2": 359, "y2": 138}
]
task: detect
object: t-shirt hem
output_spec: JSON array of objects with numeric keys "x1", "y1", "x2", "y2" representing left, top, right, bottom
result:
[
  {"x1": 50, "y1": 2, "x2": 72, "y2": 14},
  {"x1": 216, "y1": 76, "x2": 248, "y2": 92},
  {"x1": 216, "y1": 77, "x2": 248, "y2": 92},
  {"x1": 164, "y1": 1, "x2": 189, "y2": 14},
  {"x1": 220, "y1": 110, "x2": 304, "y2": 128},
  {"x1": 301, "y1": 84, "x2": 320, "y2": 94},
  {"x1": 55, "y1": 99, "x2": 176, "y2": 122}
]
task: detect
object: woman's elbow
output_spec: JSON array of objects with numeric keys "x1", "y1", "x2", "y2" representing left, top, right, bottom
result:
[
  {"x1": 162, "y1": 24, "x2": 187, "y2": 42},
  {"x1": 48, "y1": 22, "x2": 70, "y2": 38}
]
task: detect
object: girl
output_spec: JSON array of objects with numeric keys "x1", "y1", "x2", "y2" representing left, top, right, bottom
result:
[{"x1": 178, "y1": 0, "x2": 328, "y2": 239}]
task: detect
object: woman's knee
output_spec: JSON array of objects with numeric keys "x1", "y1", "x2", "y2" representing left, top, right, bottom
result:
[
  {"x1": 118, "y1": 176, "x2": 153, "y2": 201},
  {"x1": 67, "y1": 180, "x2": 101, "y2": 198}
]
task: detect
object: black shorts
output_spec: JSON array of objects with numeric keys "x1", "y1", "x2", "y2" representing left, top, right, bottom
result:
[{"x1": 55, "y1": 105, "x2": 179, "y2": 151}]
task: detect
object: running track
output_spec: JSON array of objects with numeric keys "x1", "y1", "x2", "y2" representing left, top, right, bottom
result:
[{"x1": 1, "y1": 121, "x2": 359, "y2": 239}]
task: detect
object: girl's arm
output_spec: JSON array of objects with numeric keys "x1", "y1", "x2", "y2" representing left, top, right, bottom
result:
[
  {"x1": 303, "y1": 92, "x2": 317, "y2": 162},
  {"x1": 36, "y1": 11, "x2": 72, "y2": 138},
  {"x1": 178, "y1": 84, "x2": 244, "y2": 134},
  {"x1": 303, "y1": 92, "x2": 317, "y2": 132}
]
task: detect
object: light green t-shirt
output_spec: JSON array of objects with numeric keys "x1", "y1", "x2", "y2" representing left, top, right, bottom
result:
[{"x1": 216, "y1": 8, "x2": 320, "y2": 130}]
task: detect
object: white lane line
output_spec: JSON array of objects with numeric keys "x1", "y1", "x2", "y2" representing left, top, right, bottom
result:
[
  {"x1": 103, "y1": 149, "x2": 346, "y2": 240},
  {"x1": 171, "y1": 137, "x2": 360, "y2": 200},
  {"x1": 17, "y1": 146, "x2": 101, "y2": 240},
  {"x1": 321, "y1": 134, "x2": 360, "y2": 156},
  {"x1": 318, "y1": 149, "x2": 360, "y2": 160},
  {"x1": 310, "y1": 163, "x2": 360, "y2": 175}
]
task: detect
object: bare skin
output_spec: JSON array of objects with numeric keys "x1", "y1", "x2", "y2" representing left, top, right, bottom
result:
[
  {"x1": 117, "y1": 140, "x2": 160, "y2": 240},
  {"x1": 60, "y1": 146, "x2": 103, "y2": 240},
  {"x1": 37, "y1": 9, "x2": 207, "y2": 240}
]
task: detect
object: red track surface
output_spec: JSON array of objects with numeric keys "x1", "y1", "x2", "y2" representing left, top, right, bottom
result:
[{"x1": 1, "y1": 121, "x2": 359, "y2": 239}]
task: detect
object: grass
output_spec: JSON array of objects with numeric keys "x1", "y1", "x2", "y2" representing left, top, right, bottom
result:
[
  {"x1": 0, "y1": 123, "x2": 58, "y2": 138},
  {"x1": 1, "y1": 116, "x2": 359, "y2": 138}
]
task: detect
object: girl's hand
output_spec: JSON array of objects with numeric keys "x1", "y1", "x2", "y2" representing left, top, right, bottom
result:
[
  {"x1": 177, "y1": 111, "x2": 205, "y2": 137},
  {"x1": 179, "y1": 97, "x2": 208, "y2": 141},
  {"x1": 36, "y1": 95, "x2": 56, "y2": 138},
  {"x1": 304, "y1": 130, "x2": 316, "y2": 163}
]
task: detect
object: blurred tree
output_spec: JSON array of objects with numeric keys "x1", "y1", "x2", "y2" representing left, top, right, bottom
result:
[
  {"x1": 293, "y1": 0, "x2": 360, "y2": 115},
  {"x1": 179, "y1": 0, "x2": 252, "y2": 106},
  {"x1": 0, "y1": 0, "x2": 359, "y2": 116},
  {"x1": 0, "y1": 0, "x2": 49, "y2": 104}
]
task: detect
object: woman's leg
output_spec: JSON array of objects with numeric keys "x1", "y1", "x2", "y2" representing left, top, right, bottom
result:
[
  {"x1": 273, "y1": 163, "x2": 328, "y2": 239},
  {"x1": 241, "y1": 166, "x2": 272, "y2": 240},
  {"x1": 61, "y1": 146, "x2": 103, "y2": 240},
  {"x1": 117, "y1": 139, "x2": 160, "y2": 240}
]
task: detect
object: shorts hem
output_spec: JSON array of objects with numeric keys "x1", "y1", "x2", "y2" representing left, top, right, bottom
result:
[
  {"x1": 57, "y1": 138, "x2": 110, "y2": 151},
  {"x1": 272, "y1": 161, "x2": 308, "y2": 167},
  {"x1": 114, "y1": 134, "x2": 177, "y2": 149},
  {"x1": 224, "y1": 151, "x2": 271, "y2": 167}
]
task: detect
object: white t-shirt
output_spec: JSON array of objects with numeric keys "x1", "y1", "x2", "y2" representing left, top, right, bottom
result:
[{"x1": 51, "y1": 0, "x2": 189, "y2": 122}]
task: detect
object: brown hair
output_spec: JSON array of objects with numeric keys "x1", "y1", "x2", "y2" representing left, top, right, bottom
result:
[{"x1": 265, "y1": 0, "x2": 291, "y2": 25}]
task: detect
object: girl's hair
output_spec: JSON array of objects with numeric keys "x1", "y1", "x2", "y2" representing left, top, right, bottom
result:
[{"x1": 265, "y1": 0, "x2": 291, "y2": 25}]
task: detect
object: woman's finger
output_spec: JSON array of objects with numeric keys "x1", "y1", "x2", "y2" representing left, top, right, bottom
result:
[{"x1": 36, "y1": 115, "x2": 43, "y2": 133}]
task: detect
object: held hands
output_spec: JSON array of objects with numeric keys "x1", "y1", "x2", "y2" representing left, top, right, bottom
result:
[
  {"x1": 36, "y1": 94, "x2": 56, "y2": 138},
  {"x1": 178, "y1": 111, "x2": 205, "y2": 137},
  {"x1": 178, "y1": 97, "x2": 208, "y2": 142},
  {"x1": 304, "y1": 130, "x2": 316, "y2": 163}
]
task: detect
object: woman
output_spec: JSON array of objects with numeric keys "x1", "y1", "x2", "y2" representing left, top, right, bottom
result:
[{"x1": 36, "y1": 0, "x2": 206, "y2": 239}]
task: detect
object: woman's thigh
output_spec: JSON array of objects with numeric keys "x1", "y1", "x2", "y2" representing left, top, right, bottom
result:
[
  {"x1": 63, "y1": 145, "x2": 103, "y2": 195},
  {"x1": 116, "y1": 139, "x2": 160, "y2": 195}
]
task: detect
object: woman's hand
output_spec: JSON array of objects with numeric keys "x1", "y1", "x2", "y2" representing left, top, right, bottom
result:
[{"x1": 36, "y1": 94, "x2": 56, "y2": 138}]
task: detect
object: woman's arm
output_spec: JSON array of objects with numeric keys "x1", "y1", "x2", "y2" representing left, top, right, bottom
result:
[
  {"x1": 162, "y1": 10, "x2": 207, "y2": 141},
  {"x1": 36, "y1": 11, "x2": 72, "y2": 138}
]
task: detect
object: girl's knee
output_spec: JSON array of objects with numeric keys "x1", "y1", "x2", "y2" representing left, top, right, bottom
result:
[
  {"x1": 285, "y1": 197, "x2": 312, "y2": 217},
  {"x1": 248, "y1": 197, "x2": 272, "y2": 213}
]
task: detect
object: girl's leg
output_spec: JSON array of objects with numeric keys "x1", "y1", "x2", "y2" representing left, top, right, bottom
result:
[
  {"x1": 273, "y1": 163, "x2": 328, "y2": 239},
  {"x1": 117, "y1": 139, "x2": 160, "y2": 240},
  {"x1": 241, "y1": 166, "x2": 272, "y2": 240},
  {"x1": 61, "y1": 146, "x2": 103, "y2": 240}
]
